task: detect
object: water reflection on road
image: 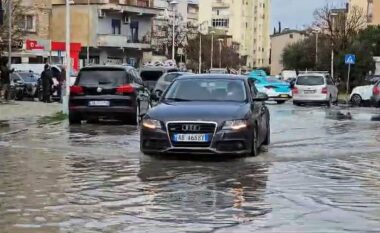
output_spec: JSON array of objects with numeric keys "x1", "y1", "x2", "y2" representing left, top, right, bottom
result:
[{"x1": 0, "y1": 104, "x2": 380, "y2": 232}]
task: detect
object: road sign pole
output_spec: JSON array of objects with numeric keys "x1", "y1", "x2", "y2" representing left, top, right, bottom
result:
[{"x1": 346, "y1": 63, "x2": 351, "y2": 103}]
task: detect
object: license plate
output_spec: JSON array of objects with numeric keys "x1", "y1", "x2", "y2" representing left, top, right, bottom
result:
[
  {"x1": 88, "y1": 101, "x2": 110, "y2": 106},
  {"x1": 173, "y1": 134, "x2": 209, "y2": 142},
  {"x1": 304, "y1": 90, "x2": 316, "y2": 94},
  {"x1": 280, "y1": 94, "x2": 289, "y2": 98}
]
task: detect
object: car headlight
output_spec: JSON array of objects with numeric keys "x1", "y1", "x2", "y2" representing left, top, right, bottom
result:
[
  {"x1": 142, "y1": 119, "x2": 162, "y2": 129},
  {"x1": 222, "y1": 120, "x2": 248, "y2": 130}
]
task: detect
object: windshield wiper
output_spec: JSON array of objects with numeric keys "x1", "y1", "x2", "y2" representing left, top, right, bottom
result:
[{"x1": 163, "y1": 98, "x2": 192, "y2": 102}]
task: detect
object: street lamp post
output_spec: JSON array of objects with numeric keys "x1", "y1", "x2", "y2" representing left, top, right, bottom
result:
[
  {"x1": 63, "y1": 0, "x2": 72, "y2": 114},
  {"x1": 330, "y1": 13, "x2": 337, "y2": 79},
  {"x1": 199, "y1": 32, "x2": 202, "y2": 73},
  {"x1": 170, "y1": 1, "x2": 178, "y2": 61},
  {"x1": 210, "y1": 31, "x2": 215, "y2": 69},
  {"x1": 86, "y1": 0, "x2": 90, "y2": 66},
  {"x1": 8, "y1": 0, "x2": 11, "y2": 66},
  {"x1": 218, "y1": 38, "x2": 223, "y2": 68}
]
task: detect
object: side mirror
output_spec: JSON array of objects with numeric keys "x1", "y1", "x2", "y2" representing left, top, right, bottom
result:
[
  {"x1": 252, "y1": 92, "x2": 269, "y2": 102},
  {"x1": 150, "y1": 90, "x2": 162, "y2": 101}
]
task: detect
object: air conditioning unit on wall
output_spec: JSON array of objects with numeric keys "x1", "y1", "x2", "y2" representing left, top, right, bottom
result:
[{"x1": 98, "y1": 9, "x2": 105, "y2": 18}]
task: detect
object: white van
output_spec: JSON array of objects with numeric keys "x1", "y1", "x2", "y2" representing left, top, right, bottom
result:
[
  {"x1": 281, "y1": 70, "x2": 297, "y2": 81},
  {"x1": 293, "y1": 73, "x2": 338, "y2": 106}
]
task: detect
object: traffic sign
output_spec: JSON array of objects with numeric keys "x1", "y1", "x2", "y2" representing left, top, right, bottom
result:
[{"x1": 345, "y1": 54, "x2": 356, "y2": 65}]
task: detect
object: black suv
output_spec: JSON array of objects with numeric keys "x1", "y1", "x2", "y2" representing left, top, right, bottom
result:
[{"x1": 69, "y1": 65, "x2": 151, "y2": 125}]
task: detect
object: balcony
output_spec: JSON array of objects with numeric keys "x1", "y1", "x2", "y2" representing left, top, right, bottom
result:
[
  {"x1": 97, "y1": 34, "x2": 151, "y2": 49},
  {"x1": 212, "y1": 0, "x2": 229, "y2": 8}
]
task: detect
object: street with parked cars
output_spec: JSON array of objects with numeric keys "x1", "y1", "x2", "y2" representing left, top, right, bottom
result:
[{"x1": 1, "y1": 64, "x2": 380, "y2": 233}]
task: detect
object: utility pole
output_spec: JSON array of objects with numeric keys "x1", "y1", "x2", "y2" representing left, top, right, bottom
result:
[
  {"x1": 8, "y1": 0, "x2": 11, "y2": 66},
  {"x1": 63, "y1": 0, "x2": 71, "y2": 114},
  {"x1": 0, "y1": 0, "x2": 4, "y2": 26},
  {"x1": 86, "y1": 0, "x2": 90, "y2": 66},
  {"x1": 210, "y1": 31, "x2": 215, "y2": 69},
  {"x1": 218, "y1": 38, "x2": 223, "y2": 68},
  {"x1": 198, "y1": 33, "x2": 202, "y2": 73}
]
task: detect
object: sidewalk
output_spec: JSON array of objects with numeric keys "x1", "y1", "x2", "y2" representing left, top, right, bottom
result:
[{"x1": 0, "y1": 101, "x2": 61, "y2": 121}]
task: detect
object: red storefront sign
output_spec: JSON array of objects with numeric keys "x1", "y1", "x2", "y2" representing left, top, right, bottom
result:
[
  {"x1": 25, "y1": 39, "x2": 45, "y2": 50},
  {"x1": 51, "y1": 42, "x2": 82, "y2": 72}
]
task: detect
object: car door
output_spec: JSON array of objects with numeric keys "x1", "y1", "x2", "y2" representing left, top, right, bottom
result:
[
  {"x1": 248, "y1": 79, "x2": 267, "y2": 142},
  {"x1": 130, "y1": 70, "x2": 150, "y2": 115}
]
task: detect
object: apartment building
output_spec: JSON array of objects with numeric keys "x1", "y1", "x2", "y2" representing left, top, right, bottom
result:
[
  {"x1": 152, "y1": 0, "x2": 199, "y2": 55},
  {"x1": 349, "y1": 0, "x2": 380, "y2": 26},
  {"x1": 4, "y1": 0, "x2": 52, "y2": 64},
  {"x1": 270, "y1": 30, "x2": 306, "y2": 75},
  {"x1": 198, "y1": 0, "x2": 270, "y2": 68},
  {"x1": 50, "y1": 0, "x2": 160, "y2": 67}
]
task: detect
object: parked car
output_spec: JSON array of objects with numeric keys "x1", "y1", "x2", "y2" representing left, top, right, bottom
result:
[
  {"x1": 139, "y1": 65, "x2": 179, "y2": 91},
  {"x1": 249, "y1": 75, "x2": 292, "y2": 104},
  {"x1": 371, "y1": 80, "x2": 380, "y2": 107},
  {"x1": 292, "y1": 73, "x2": 338, "y2": 106},
  {"x1": 349, "y1": 79, "x2": 378, "y2": 106},
  {"x1": 140, "y1": 74, "x2": 270, "y2": 156},
  {"x1": 69, "y1": 65, "x2": 151, "y2": 125},
  {"x1": 11, "y1": 71, "x2": 40, "y2": 100},
  {"x1": 153, "y1": 72, "x2": 192, "y2": 94}
]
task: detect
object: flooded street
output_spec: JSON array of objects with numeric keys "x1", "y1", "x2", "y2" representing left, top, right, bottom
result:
[{"x1": 1, "y1": 104, "x2": 380, "y2": 233}]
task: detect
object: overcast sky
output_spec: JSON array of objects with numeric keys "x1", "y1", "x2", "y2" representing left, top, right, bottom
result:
[{"x1": 271, "y1": 0, "x2": 347, "y2": 30}]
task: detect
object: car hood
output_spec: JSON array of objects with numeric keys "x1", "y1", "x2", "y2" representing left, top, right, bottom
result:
[{"x1": 147, "y1": 102, "x2": 250, "y2": 122}]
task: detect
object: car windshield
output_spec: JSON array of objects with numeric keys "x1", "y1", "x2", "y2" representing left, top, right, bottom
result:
[
  {"x1": 18, "y1": 73, "x2": 39, "y2": 82},
  {"x1": 77, "y1": 69, "x2": 127, "y2": 87},
  {"x1": 163, "y1": 78, "x2": 247, "y2": 102},
  {"x1": 296, "y1": 76, "x2": 325, "y2": 86},
  {"x1": 140, "y1": 70, "x2": 164, "y2": 82}
]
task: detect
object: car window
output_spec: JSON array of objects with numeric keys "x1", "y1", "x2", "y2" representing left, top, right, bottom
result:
[
  {"x1": 77, "y1": 69, "x2": 128, "y2": 87},
  {"x1": 18, "y1": 73, "x2": 39, "y2": 82},
  {"x1": 164, "y1": 78, "x2": 247, "y2": 102},
  {"x1": 248, "y1": 79, "x2": 258, "y2": 97},
  {"x1": 326, "y1": 77, "x2": 334, "y2": 85},
  {"x1": 11, "y1": 74, "x2": 21, "y2": 82},
  {"x1": 140, "y1": 70, "x2": 164, "y2": 82},
  {"x1": 296, "y1": 76, "x2": 325, "y2": 86},
  {"x1": 164, "y1": 73, "x2": 182, "y2": 82}
]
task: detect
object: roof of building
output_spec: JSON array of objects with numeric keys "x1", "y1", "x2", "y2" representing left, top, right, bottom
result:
[{"x1": 270, "y1": 29, "x2": 306, "y2": 38}]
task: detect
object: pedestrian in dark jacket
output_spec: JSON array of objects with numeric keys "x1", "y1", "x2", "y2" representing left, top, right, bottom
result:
[
  {"x1": 0, "y1": 57, "x2": 14, "y2": 101},
  {"x1": 41, "y1": 64, "x2": 53, "y2": 103}
]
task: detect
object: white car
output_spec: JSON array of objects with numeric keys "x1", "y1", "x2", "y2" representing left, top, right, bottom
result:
[
  {"x1": 292, "y1": 73, "x2": 338, "y2": 106},
  {"x1": 350, "y1": 84, "x2": 374, "y2": 106}
]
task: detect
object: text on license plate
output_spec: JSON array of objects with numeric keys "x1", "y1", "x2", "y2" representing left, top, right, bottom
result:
[
  {"x1": 173, "y1": 134, "x2": 209, "y2": 142},
  {"x1": 304, "y1": 90, "x2": 316, "y2": 94},
  {"x1": 280, "y1": 94, "x2": 289, "y2": 98},
  {"x1": 89, "y1": 101, "x2": 110, "y2": 106}
]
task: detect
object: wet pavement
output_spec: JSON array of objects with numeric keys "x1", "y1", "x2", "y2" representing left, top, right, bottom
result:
[{"x1": 1, "y1": 103, "x2": 380, "y2": 233}]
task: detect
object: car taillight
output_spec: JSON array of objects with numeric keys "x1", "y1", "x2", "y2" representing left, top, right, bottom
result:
[
  {"x1": 321, "y1": 87, "x2": 328, "y2": 94},
  {"x1": 373, "y1": 86, "x2": 380, "y2": 96},
  {"x1": 292, "y1": 87, "x2": 299, "y2": 94},
  {"x1": 116, "y1": 85, "x2": 134, "y2": 95},
  {"x1": 70, "y1": 86, "x2": 84, "y2": 96}
]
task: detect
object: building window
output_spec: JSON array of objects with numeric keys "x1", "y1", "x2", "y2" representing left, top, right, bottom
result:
[
  {"x1": 212, "y1": 18, "x2": 229, "y2": 28},
  {"x1": 20, "y1": 15, "x2": 36, "y2": 32},
  {"x1": 112, "y1": 19, "x2": 121, "y2": 35}
]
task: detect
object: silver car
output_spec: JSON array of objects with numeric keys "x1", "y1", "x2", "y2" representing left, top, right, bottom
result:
[
  {"x1": 153, "y1": 72, "x2": 192, "y2": 95},
  {"x1": 293, "y1": 73, "x2": 338, "y2": 106}
]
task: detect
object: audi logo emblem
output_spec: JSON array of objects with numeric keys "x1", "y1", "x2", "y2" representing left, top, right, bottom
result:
[{"x1": 182, "y1": 124, "x2": 201, "y2": 132}]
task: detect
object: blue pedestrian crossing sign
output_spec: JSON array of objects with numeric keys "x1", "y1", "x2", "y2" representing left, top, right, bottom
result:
[{"x1": 345, "y1": 54, "x2": 356, "y2": 65}]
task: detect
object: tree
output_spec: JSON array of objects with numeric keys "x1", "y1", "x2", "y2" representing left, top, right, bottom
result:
[
  {"x1": 186, "y1": 34, "x2": 242, "y2": 72},
  {"x1": 0, "y1": 0, "x2": 27, "y2": 56}
]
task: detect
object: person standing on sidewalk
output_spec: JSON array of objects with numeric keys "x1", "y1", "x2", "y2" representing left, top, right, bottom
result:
[
  {"x1": 40, "y1": 64, "x2": 53, "y2": 103},
  {"x1": 0, "y1": 57, "x2": 14, "y2": 102}
]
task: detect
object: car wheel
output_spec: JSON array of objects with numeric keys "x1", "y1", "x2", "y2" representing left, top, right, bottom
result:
[
  {"x1": 250, "y1": 126, "x2": 259, "y2": 157},
  {"x1": 263, "y1": 117, "x2": 270, "y2": 146},
  {"x1": 276, "y1": 100, "x2": 286, "y2": 104},
  {"x1": 350, "y1": 94, "x2": 362, "y2": 107},
  {"x1": 69, "y1": 113, "x2": 82, "y2": 125}
]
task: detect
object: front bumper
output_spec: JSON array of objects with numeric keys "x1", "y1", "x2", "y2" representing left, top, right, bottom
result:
[{"x1": 140, "y1": 125, "x2": 253, "y2": 155}]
